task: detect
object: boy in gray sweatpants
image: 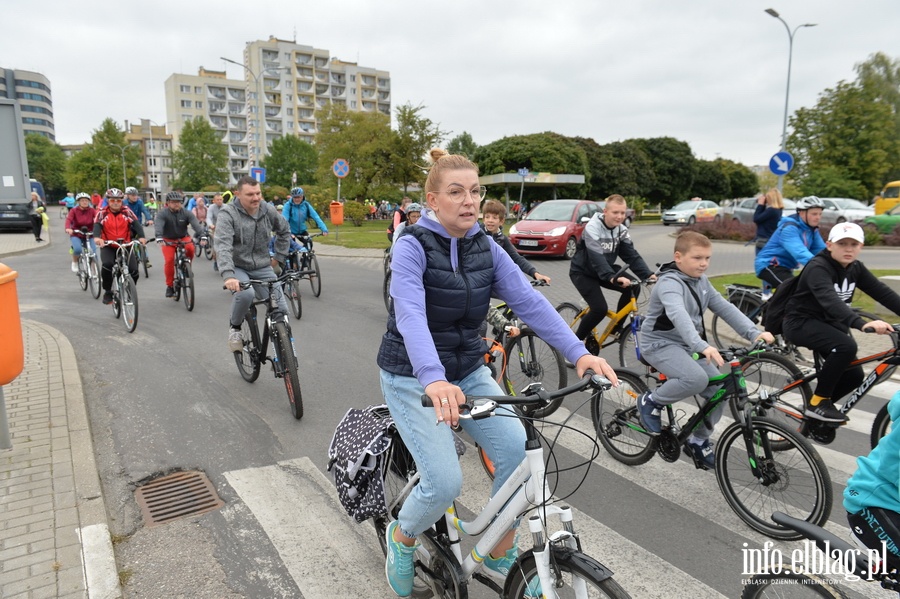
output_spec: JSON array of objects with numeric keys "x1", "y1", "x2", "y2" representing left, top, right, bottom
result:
[{"x1": 637, "y1": 231, "x2": 773, "y2": 468}]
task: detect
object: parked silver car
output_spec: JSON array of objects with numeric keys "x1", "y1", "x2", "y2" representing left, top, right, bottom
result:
[
  {"x1": 723, "y1": 197, "x2": 797, "y2": 226},
  {"x1": 661, "y1": 199, "x2": 720, "y2": 226},
  {"x1": 818, "y1": 197, "x2": 874, "y2": 226}
]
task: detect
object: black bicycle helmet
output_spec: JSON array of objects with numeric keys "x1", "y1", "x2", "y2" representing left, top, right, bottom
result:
[{"x1": 165, "y1": 191, "x2": 184, "y2": 203}]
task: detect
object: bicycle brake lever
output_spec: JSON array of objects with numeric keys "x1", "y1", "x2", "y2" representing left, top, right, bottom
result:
[{"x1": 467, "y1": 400, "x2": 496, "y2": 420}]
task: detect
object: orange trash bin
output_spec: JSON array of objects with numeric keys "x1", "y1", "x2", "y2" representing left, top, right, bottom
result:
[
  {"x1": 329, "y1": 201, "x2": 344, "y2": 226},
  {"x1": 0, "y1": 264, "x2": 24, "y2": 386}
]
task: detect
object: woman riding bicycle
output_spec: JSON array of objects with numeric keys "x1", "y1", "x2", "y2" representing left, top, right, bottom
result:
[
  {"x1": 783, "y1": 222, "x2": 900, "y2": 423},
  {"x1": 376, "y1": 148, "x2": 617, "y2": 597},
  {"x1": 64, "y1": 193, "x2": 97, "y2": 273},
  {"x1": 94, "y1": 188, "x2": 146, "y2": 305}
]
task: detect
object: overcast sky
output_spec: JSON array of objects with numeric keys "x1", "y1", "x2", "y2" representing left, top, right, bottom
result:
[{"x1": 4, "y1": 0, "x2": 897, "y2": 167}]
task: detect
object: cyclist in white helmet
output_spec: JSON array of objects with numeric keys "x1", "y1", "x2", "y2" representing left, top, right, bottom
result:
[{"x1": 754, "y1": 195, "x2": 826, "y2": 287}]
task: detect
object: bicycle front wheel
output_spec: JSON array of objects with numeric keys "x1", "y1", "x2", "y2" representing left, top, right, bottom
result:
[
  {"x1": 180, "y1": 261, "x2": 194, "y2": 311},
  {"x1": 504, "y1": 547, "x2": 631, "y2": 599},
  {"x1": 309, "y1": 253, "x2": 321, "y2": 297},
  {"x1": 617, "y1": 316, "x2": 639, "y2": 369},
  {"x1": 77, "y1": 260, "x2": 89, "y2": 291},
  {"x1": 871, "y1": 402, "x2": 892, "y2": 449},
  {"x1": 711, "y1": 290, "x2": 763, "y2": 349},
  {"x1": 88, "y1": 256, "x2": 101, "y2": 299},
  {"x1": 204, "y1": 241, "x2": 213, "y2": 260},
  {"x1": 273, "y1": 321, "x2": 303, "y2": 419},
  {"x1": 234, "y1": 313, "x2": 261, "y2": 383},
  {"x1": 734, "y1": 351, "x2": 811, "y2": 450},
  {"x1": 120, "y1": 275, "x2": 139, "y2": 333},
  {"x1": 591, "y1": 369, "x2": 656, "y2": 465},
  {"x1": 715, "y1": 417, "x2": 832, "y2": 540},
  {"x1": 138, "y1": 245, "x2": 150, "y2": 278},
  {"x1": 383, "y1": 270, "x2": 392, "y2": 314},
  {"x1": 741, "y1": 571, "x2": 849, "y2": 598},
  {"x1": 502, "y1": 330, "x2": 567, "y2": 418}
]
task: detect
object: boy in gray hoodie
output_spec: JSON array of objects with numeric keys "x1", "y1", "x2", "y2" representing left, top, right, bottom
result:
[{"x1": 637, "y1": 231, "x2": 773, "y2": 468}]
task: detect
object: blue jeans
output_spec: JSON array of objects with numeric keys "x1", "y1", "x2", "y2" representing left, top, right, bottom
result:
[
  {"x1": 70, "y1": 236, "x2": 97, "y2": 257},
  {"x1": 380, "y1": 366, "x2": 526, "y2": 539},
  {"x1": 229, "y1": 266, "x2": 288, "y2": 328}
]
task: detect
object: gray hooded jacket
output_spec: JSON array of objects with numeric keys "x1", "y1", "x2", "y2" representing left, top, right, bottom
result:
[
  {"x1": 641, "y1": 262, "x2": 759, "y2": 354},
  {"x1": 214, "y1": 197, "x2": 290, "y2": 279}
]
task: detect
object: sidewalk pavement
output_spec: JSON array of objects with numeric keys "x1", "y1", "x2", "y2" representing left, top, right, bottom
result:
[{"x1": 0, "y1": 232, "x2": 121, "y2": 599}]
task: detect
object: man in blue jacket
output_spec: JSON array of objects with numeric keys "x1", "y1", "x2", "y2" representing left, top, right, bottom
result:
[
  {"x1": 281, "y1": 187, "x2": 328, "y2": 247},
  {"x1": 755, "y1": 195, "x2": 826, "y2": 287}
]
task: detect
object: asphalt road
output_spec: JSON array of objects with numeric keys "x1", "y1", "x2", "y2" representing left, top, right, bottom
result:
[{"x1": 6, "y1": 219, "x2": 897, "y2": 598}]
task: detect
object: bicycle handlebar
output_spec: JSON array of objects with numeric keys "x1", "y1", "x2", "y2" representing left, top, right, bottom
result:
[
  {"x1": 223, "y1": 271, "x2": 296, "y2": 291},
  {"x1": 419, "y1": 371, "x2": 612, "y2": 419}
]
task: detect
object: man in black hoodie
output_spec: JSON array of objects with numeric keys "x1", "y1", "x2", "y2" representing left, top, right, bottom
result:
[{"x1": 783, "y1": 222, "x2": 900, "y2": 423}]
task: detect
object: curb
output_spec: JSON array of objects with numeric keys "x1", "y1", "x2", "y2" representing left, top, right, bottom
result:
[{"x1": 32, "y1": 320, "x2": 122, "y2": 599}]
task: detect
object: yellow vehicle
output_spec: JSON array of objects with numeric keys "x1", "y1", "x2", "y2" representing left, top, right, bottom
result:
[{"x1": 874, "y1": 180, "x2": 900, "y2": 214}]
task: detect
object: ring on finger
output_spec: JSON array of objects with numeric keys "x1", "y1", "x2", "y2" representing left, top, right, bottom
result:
[{"x1": 440, "y1": 398, "x2": 449, "y2": 405}]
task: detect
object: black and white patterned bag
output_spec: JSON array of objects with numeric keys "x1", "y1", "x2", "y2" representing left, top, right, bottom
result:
[{"x1": 327, "y1": 405, "x2": 395, "y2": 523}]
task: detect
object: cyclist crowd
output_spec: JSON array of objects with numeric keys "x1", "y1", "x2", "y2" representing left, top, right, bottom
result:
[{"x1": 55, "y1": 155, "x2": 900, "y2": 597}]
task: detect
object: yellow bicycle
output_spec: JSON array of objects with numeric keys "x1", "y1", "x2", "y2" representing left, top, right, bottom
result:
[{"x1": 555, "y1": 264, "x2": 657, "y2": 369}]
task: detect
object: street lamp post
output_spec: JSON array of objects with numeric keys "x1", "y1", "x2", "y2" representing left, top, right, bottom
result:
[
  {"x1": 98, "y1": 159, "x2": 112, "y2": 191},
  {"x1": 108, "y1": 143, "x2": 128, "y2": 189},
  {"x1": 220, "y1": 56, "x2": 288, "y2": 169},
  {"x1": 765, "y1": 8, "x2": 816, "y2": 192}
]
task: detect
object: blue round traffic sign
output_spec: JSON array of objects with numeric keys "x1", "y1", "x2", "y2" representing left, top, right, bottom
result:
[
  {"x1": 769, "y1": 151, "x2": 794, "y2": 175},
  {"x1": 332, "y1": 159, "x2": 350, "y2": 179}
]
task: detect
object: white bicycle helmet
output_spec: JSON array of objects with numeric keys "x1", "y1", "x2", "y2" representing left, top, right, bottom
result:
[
  {"x1": 796, "y1": 196, "x2": 824, "y2": 210},
  {"x1": 125, "y1": 186, "x2": 139, "y2": 195},
  {"x1": 75, "y1": 192, "x2": 91, "y2": 201}
]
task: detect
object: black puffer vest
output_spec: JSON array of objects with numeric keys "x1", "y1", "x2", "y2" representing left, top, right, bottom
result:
[{"x1": 377, "y1": 225, "x2": 494, "y2": 381}]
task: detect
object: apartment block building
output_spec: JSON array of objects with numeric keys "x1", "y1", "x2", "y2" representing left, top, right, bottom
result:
[
  {"x1": 0, "y1": 68, "x2": 55, "y2": 141},
  {"x1": 164, "y1": 37, "x2": 391, "y2": 185},
  {"x1": 125, "y1": 119, "x2": 174, "y2": 197}
]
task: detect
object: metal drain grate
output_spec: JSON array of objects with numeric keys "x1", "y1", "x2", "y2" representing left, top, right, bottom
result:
[{"x1": 134, "y1": 470, "x2": 224, "y2": 527}]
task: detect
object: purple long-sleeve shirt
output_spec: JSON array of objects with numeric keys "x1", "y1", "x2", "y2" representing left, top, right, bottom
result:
[{"x1": 390, "y1": 211, "x2": 589, "y2": 389}]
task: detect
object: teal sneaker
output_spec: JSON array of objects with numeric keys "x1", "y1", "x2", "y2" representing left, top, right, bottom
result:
[
  {"x1": 385, "y1": 520, "x2": 418, "y2": 597},
  {"x1": 484, "y1": 546, "x2": 542, "y2": 597}
]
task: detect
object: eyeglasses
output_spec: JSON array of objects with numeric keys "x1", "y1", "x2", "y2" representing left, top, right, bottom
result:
[
  {"x1": 107, "y1": 199, "x2": 123, "y2": 203},
  {"x1": 432, "y1": 185, "x2": 487, "y2": 203}
]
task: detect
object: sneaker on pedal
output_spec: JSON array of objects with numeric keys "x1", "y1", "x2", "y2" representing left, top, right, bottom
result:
[
  {"x1": 228, "y1": 328, "x2": 243, "y2": 353},
  {"x1": 385, "y1": 520, "x2": 418, "y2": 597},
  {"x1": 685, "y1": 439, "x2": 716, "y2": 470},
  {"x1": 102, "y1": 291, "x2": 113, "y2": 305},
  {"x1": 165, "y1": 286, "x2": 175, "y2": 298},
  {"x1": 805, "y1": 400, "x2": 848, "y2": 423},
  {"x1": 637, "y1": 392, "x2": 662, "y2": 435},
  {"x1": 71, "y1": 262, "x2": 78, "y2": 273}
]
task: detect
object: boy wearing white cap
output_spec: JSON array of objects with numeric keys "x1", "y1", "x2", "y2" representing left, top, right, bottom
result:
[{"x1": 783, "y1": 222, "x2": 900, "y2": 422}]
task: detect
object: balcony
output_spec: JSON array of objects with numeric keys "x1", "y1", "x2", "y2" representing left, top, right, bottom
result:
[
  {"x1": 210, "y1": 116, "x2": 227, "y2": 128},
  {"x1": 228, "y1": 102, "x2": 245, "y2": 115},
  {"x1": 297, "y1": 81, "x2": 312, "y2": 92},
  {"x1": 295, "y1": 53, "x2": 312, "y2": 65},
  {"x1": 229, "y1": 116, "x2": 246, "y2": 129},
  {"x1": 378, "y1": 104, "x2": 391, "y2": 116},
  {"x1": 315, "y1": 72, "x2": 328, "y2": 82},
  {"x1": 316, "y1": 83, "x2": 329, "y2": 95},
  {"x1": 230, "y1": 144, "x2": 248, "y2": 157},
  {"x1": 266, "y1": 120, "x2": 282, "y2": 132},
  {"x1": 378, "y1": 91, "x2": 390, "y2": 101},
  {"x1": 361, "y1": 75, "x2": 375, "y2": 86},
  {"x1": 331, "y1": 87, "x2": 345, "y2": 97},
  {"x1": 362, "y1": 101, "x2": 375, "y2": 111},
  {"x1": 297, "y1": 95, "x2": 313, "y2": 106},
  {"x1": 297, "y1": 68, "x2": 313, "y2": 79},
  {"x1": 315, "y1": 57, "x2": 328, "y2": 68},
  {"x1": 264, "y1": 92, "x2": 281, "y2": 105},
  {"x1": 262, "y1": 50, "x2": 279, "y2": 61},
  {"x1": 231, "y1": 159, "x2": 248, "y2": 171},
  {"x1": 264, "y1": 107, "x2": 281, "y2": 118},
  {"x1": 378, "y1": 78, "x2": 390, "y2": 89},
  {"x1": 209, "y1": 101, "x2": 226, "y2": 113},
  {"x1": 228, "y1": 131, "x2": 247, "y2": 143},
  {"x1": 228, "y1": 88, "x2": 246, "y2": 102},
  {"x1": 299, "y1": 109, "x2": 313, "y2": 118},
  {"x1": 362, "y1": 89, "x2": 375, "y2": 99},
  {"x1": 316, "y1": 98, "x2": 329, "y2": 108},
  {"x1": 331, "y1": 73, "x2": 345, "y2": 84},
  {"x1": 208, "y1": 86, "x2": 226, "y2": 99}
]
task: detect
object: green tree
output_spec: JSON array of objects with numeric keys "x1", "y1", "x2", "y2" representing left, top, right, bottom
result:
[
  {"x1": 447, "y1": 131, "x2": 478, "y2": 158},
  {"x1": 314, "y1": 104, "x2": 394, "y2": 200},
  {"x1": 171, "y1": 117, "x2": 229, "y2": 190},
  {"x1": 788, "y1": 66, "x2": 899, "y2": 199},
  {"x1": 798, "y1": 165, "x2": 868, "y2": 199},
  {"x1": 631, "y1": 137, "x2": 697, "y2": 207},
  {"x1": 64, "y1": 118, "x2": 141, "y2": 194},
  {"x1": 691, "y1": 160, "x2": 730, "y2": 202},
  {"x1": 25, "y1": 134, "x2": 67, "y2": 199},
  {"x1": 718, "y1": 159, "x2": 759, "y2": 198},
  {"x1": 390, "y1": 102, "x2": 446, "y2": 194},
  {"x1": 473, "y1": 132, "x2": 590, "y2": 202},
  {"x1": 583, "y1": 139, "x2": 655, "y2": 199},
  {"x1": 260, "y1": 135, "x2": 317, "y2": 189}
]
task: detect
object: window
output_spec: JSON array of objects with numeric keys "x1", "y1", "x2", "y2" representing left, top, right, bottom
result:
[
  {"x1": 150, "y1": 174, "x2": 159, "y2": 185},
  {"x1": 180, "y1": 84, "x2": 191, "y2": 93},
  {"x1": 286, "y1": 108, "x2": 293, "y2": 116},
  {"x1": 287, "y1": 121, "x2": 293, "y2": 130},
  {"x1": 195, "y1": 101, "x2": 203, "y2": 109},
  {"x1": 350, "y1": 100, "x2": 357, "y2": 109},
  {"x1": 149, "y1": 158, "x2": 158, "y2": 167},
  {"x1": 180, "y1": 100, "x2": 192, "y2": 108},
  {"x1": 195, "y1": 86, "x2": 202, "y2": 94}
]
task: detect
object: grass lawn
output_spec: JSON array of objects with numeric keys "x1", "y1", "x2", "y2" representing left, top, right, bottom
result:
[
  {"x1": 708, "y1": 270, "x2": 900, "y2": 321},
  {"x1": 316, "y1": 220, "x2": 392, "y2": 250}
]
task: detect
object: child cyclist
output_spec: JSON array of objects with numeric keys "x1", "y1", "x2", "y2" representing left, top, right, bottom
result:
[
  {"x1": 569, "y1": 194, "x2": 653, "y2": 345},
  {"x1": 481, "y1": 199, "x2": 551, "y2": 284},
  {"x1": 783, "y1": 222, "x2": 900, "y2": 423},
  {"x1": 637, "y1": 231, "x2": 774, "y2": 468}
]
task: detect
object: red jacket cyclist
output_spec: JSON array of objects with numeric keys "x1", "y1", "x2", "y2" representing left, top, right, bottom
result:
[{"x1": 93, "y1": 188, "x2": 146, "y2": 304}]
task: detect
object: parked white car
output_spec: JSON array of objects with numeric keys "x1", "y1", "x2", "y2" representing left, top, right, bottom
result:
[
  {"x1": 818, "y1": 198, "x2": 874, "y2": 226},
  {"x1": 661, "y1": 199, "x2": 720, "y2": 226}
]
